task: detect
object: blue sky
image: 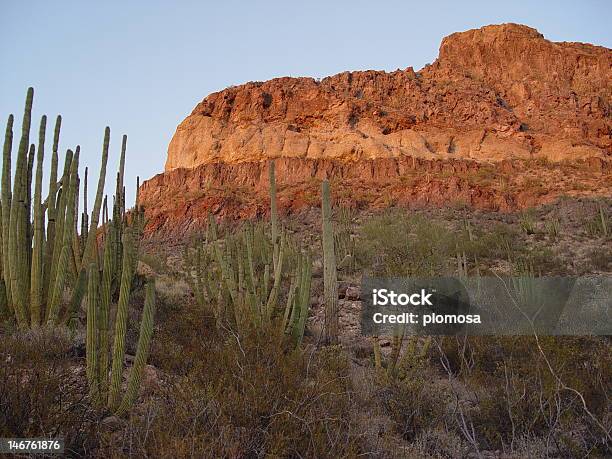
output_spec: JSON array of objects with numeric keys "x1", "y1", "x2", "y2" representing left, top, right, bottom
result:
[{"x1": 1, "y1": 1, "x2": 610, "y2": 204}]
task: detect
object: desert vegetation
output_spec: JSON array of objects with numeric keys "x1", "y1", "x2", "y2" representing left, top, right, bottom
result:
[{"x1": 1, "y1": 89, "x2": 611, "y2": 458}]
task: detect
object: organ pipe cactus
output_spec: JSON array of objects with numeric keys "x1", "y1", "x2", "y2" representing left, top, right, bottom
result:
[
  {"x1": 46, "y1": 147, "x2": 79, "y2": 325},
  {"x1": 108, "y1": 229, "x2": 137, "y2": 410},
  {"x1": 8, "y1": 87, "x2": 34, "y2": 326},
  {"x1": 321, "y1": 179, "x2": 339, "y2": 344},
  {"x1": 269, "y1": 160, "x2": 278, "y2": 266},
  {"x1": 88, "y1": 230, "x2": 156, "y2": 414},
  {"x1": 68, "y1": 127, "x2": 110, "y2": 318},
  {"x1": 1, "y1": 88, "x2": 135, "y2": 326},
  {"x1": 183, "y1": 159, "x2": 312, "y2": 346},
  {"x1": 2, "y1": 114, "x2": 14, "y2": 315},
  {"x1": 115, "y1": 282, "x2": 156, "y2": 416},
  {"x1": 29, "y1": 115, "x2": 46, "y2": 326},
  {"x1": 1, "y1": 88, "x2": 156, "y2": 415}
]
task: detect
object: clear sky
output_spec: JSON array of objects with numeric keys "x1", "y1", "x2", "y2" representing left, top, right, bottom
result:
[{"x1": 1, "y1": 0, "x2": 610, "y2": 205}]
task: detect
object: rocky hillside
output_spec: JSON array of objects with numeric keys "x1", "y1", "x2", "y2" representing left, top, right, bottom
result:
[
  {"x1": 141, "y1": 24, "x2": 611, "y2": 237},
  {"x1": 165, "y1": 23, "x2": 610, "y2": 170}
]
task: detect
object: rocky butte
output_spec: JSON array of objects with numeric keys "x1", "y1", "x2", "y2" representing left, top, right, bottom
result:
[{"x1": 140, "y1": 23, "x2": 611, "y2": 238}]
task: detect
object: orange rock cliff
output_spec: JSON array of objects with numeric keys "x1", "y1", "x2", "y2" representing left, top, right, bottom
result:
[{"x1": 140, "y1": 24, "x2": 611, "y2": 238}]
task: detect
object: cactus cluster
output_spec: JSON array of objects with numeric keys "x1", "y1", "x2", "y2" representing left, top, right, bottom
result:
[
  {"x1": 184, "y1": 163, "x2": 346, "y2": 346},
  {"x1": 373, "y1": 332, "x2": 432, "y2": 380},
  {"x1": 184, "y1": 161, "x2": 312, "y2": 346},
  {"x1": 2, "y1": 88, "x2": 155, "y2": 415},
  {"x1": 87, "y1": 226, "x2": 155, "y2": 416},
  {"x1": 0, "y1": 88, "x2": 111, "y2": 326}
]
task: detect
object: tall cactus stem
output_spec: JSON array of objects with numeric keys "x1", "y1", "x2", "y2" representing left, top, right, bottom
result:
[
  {"x1": 47, "y1": 148, "x2": 79, "y2": 325},
  {"x1": 1, "y1": 115, "x2": 14, "y2": 311},
  {"x1": 8, "y1": 88, "x2": 34, "y2": 326},
  {"x1": 30, "y1": 115, "x2": 46, "y2": 326},
  {"x1": 47, "y1": 149, "x2": 73, "y2": 313},
  {"x1": 98, "y1": 219, "x2": 114, "y2": 396},
  {"x1": 269, "y1": 159, "x2": 278, "y2": 245},
  {"x1": 42, "y1": 115, "x2": 61, "y2": 304},
  {"x1": 321, "y1": 179, "x2": 339, "y2": 344},
  {"x1": 86, "y1": 263, "x2": 99, "y2": 400},
  {"x1": 108, "y1": 229, "x2": 136, "y2": 411},
  {"x1": 116, "y1": 281, "x2": 156, "y2": 416},
  {"x1": 70, "y1": 127, "x2": 110, "y2": 312}
]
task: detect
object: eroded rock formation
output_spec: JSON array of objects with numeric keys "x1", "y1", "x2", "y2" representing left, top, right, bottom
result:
[
  {"x1": 166, "y1": 23, "x2": 610, "y2": 170},
  {"x1": 141, "y1": 24, "x2": 611, "y2": 238}
]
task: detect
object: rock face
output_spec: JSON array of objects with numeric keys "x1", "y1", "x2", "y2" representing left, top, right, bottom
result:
[
  {"x1": 166, "y1": 24, "x2": 610, "y2": 171},
  {"x1": 140, "y1": 156, "x2": 611, "y2": 238},
  {"x1": 141, "y1": 24, "x2": 611, "y2": 238}
]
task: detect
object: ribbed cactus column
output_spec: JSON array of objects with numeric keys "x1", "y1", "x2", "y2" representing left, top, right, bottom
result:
[
  {"x1": 46, "y1": 148, "x2": 79, "y2": 325},
  {"x1": 98, "y1": 219, "x2": 114, "y2": 396},
  {"x1": 321, "y1": 179, "x2": 339, "y2": 344},
  {"x1": 108, "y1": 228, "x2": 136, "y2": 411},
  {"x1": 269, "y1": 160, "x2": 278, "y2": 243},
  {"x1": 86, "y1": 263, "x2": 99, "y2": 399},
  {"x1": 42, "y1": 115, "x2": 61, "y2": 306},
  {"x1": 30, "y1": 115, "x2": 46, "y2": 326},
  {"x1": 69, "y1": 127, "x2": 110, "y2": 315},
  {"x1": 8, "y1": 88, "x2": 34, "y2": 327},
  {"x1": 1, "y1": 115, "x2": 14, "y2": 313},
  {"x1": 116, "y1": 281, "x2": 156, "y2": 416},
  {"x1": 292, "y1": 253, "x2": 312, "y2": 346},
  {"x1": 47, "y1": 149, "x2": 73, "y2": 313}
]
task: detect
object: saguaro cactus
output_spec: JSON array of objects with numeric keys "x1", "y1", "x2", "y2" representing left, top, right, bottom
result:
[{"x1": 321, "y1": 179, "x2": 339, "y2": 344}]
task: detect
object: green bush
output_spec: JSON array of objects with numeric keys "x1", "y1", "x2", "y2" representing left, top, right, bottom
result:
[{"x1": 356, "y1": 211, "x2": 458, "y2": 277}]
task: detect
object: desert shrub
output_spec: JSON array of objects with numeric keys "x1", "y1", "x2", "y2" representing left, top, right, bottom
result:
[
  {"x1": 406, "y1": 427, "x2": 470, "y2": 458},
  {"x1": 518, "y1": 210, "x2": 538, "y2": 235},
  {"x1": 101, "y1": 324, "x2": 363, "y2": 457},
  {"x1": 356, "y1": 211, "x2": 534, "y2": 277},
  {"x1": 438, "y1": 336, "x2": 611, "y2": 454},
  {"x1": 587, "y1": 247, "x2": 612, "y2": 271},
  {"x1": 471, "y1": 222, "x2": 524, "y2": 262},
  {"x1": 377, "y1": 364, "x2": 447, "y2": 442},
  {"x1": 0, "y1": 328, "x2": 100, "y2": 456},
  {"x1": 149, "y1": 292, "x2": 217, "y2": 376},
  {"x1": 545, "y1": 218, "x2": 560, "y2": 240},
  {"x1": 513, "y1": 246, "x2": 563, "y2": 275},
  {"x1": 356, "y1": 211, "x2": 458, "y2": 276},
  {"x1": 583, "y1": 203, "x2": 610, "y2": 239}
]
